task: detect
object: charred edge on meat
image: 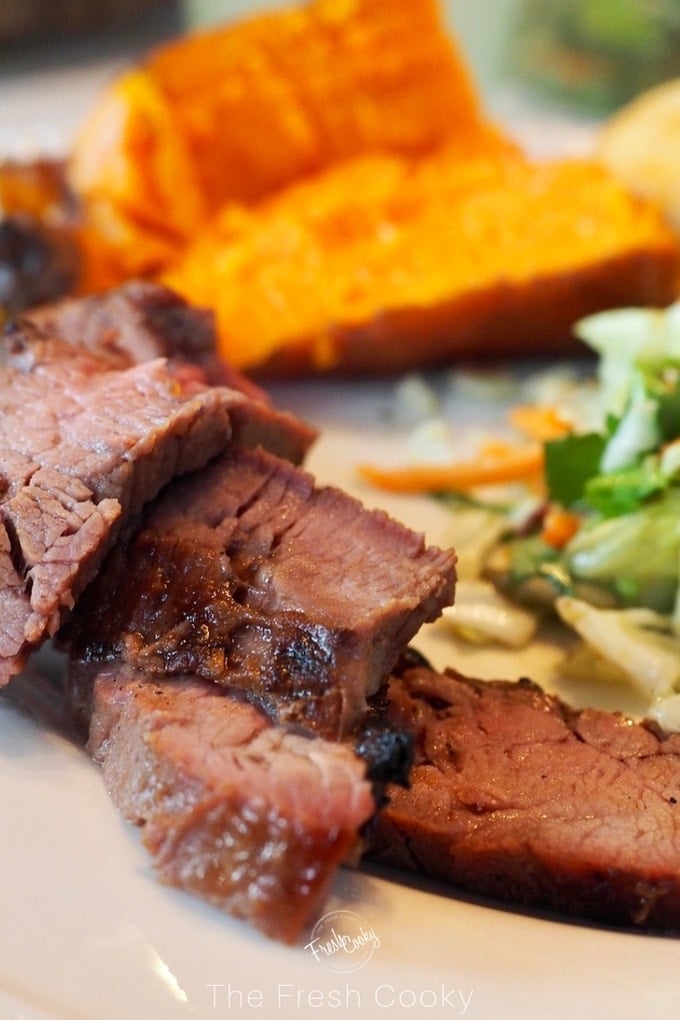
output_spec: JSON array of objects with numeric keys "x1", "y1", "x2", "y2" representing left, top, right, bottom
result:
[{"x1": 2, "y1": 512, "x2": 29, "y2": 584}]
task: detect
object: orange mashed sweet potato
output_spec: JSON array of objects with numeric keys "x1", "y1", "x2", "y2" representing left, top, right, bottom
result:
[{"x1": 67, "y1": 0, "x2": 680, "y2": 375}]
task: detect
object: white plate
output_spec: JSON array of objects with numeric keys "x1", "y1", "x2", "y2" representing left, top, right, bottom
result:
[
  {"x1": 1, "y1": 31, "x2": 679, "y2": 1020},
  {"x1": 2, "y1": 375, "x2": 680, "y2": 1020}
]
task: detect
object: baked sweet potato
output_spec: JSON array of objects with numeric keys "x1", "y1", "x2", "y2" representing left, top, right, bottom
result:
[
  {"x1": 67, "y1": 0, "x2": 680, "y2": 375},
  {"x1": 70, "y1": 0, "x2": 488, "y2": 280},
  {"x1": 68, "y1": 68, "x2": 207, "y2": 279},
  {"x1": 163, "y1": 147, "x2": 680, "y2": 374}
]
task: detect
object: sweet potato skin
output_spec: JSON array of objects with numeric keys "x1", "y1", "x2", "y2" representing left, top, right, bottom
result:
[{"x1": 254, "y1": 249, "x2": 680, "y2": 376}]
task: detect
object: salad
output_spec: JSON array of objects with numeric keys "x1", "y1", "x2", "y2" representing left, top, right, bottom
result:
[{"x1": 360, "y1": 302, "x2": 680, "y2": 730}]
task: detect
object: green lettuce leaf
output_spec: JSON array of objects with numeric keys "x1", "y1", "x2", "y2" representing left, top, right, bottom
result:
[
  {"x1": 544, "y1": 432, "x2": 606, "y2": 506},
  {"x1": 583, "y1": 458, "x2": 668, "y2": 516},
  {"x1": 564, "y1": 487, "x2": 680, "y2": 611}
]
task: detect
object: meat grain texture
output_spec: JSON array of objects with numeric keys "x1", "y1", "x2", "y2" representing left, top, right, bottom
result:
[
  {"x1": 24, "y1": 281, "x2": 316, "y2": 461},
  {"x1": 0, "y1": 323, "x2": 235, "y2": 684},
  {"x1": 0, "y1": 285, "x2": 319, "y2": 686},
  {"x1": 366, "y1": 666, "x2": 680, "y2": 930},
  {"x1": 65, "y1": 445, "x2": 457, "y2": 738},
  {"x1": 83, "y1": 665, "x2": 376, "y2": 944}
]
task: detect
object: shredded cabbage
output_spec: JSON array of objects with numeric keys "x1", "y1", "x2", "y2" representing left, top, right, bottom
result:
[
  {"x1": 388, "y1": 310, "x2": 680, "y2": 727},
  {"x1": 555, "y1": 595, "x2": 680, "y2": 701},
  {"x1": 442, "y1": 580, "x2": 538, "y2": 648},
  {"x1": 512, "y1": 305, "x2": 680, "y2": 614}
]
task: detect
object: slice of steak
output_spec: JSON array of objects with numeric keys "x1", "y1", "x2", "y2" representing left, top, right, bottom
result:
[
  {"x1": 0, "y1": 320, "x2": 313, "y2": 685},
  {"x1": 64, "y1": 446, "x2": 457, "y2": 739},
  {"x1": 25, "y1": 280, "x2": 255, "y2": 392},
  {"x1": 365, "y1": 665, "x2": 680, "y2": 931},
  {"x1": 22, "y1": 282, "x2": 317, "y2": 464},
  {"x1": 80, "y1": 662, "x2": 376, "y2": 944}
]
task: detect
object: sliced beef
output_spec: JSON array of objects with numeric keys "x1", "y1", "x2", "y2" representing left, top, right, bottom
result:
[
  {"x1": 64, "y1": 446, "x2": 457, "y2": 739},
  {"x1": 22, "y1": 282, "x2": 316, "y2": 464},
  {"x1": 365, "y1": 666, "x2": 680, "y2": 931},
  {"x1": 0, "y1": 320, "x2": 314, "y2": 685},
  {"x1": 80, "y1": 662, "x2": 376, "y2": 944},
  {"x1": 24, "y1": 280, "x2": 252, "y2": 392}
]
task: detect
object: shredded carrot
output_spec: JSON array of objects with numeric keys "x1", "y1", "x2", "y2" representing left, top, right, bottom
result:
[
  {"x1": 358, "y1": 442, "x2": 544, "y2": 493},
  {"x1": 540, "y1": 507, "x2": 581, "y2": 548},
  {"x1": 509, "y1": 404, "x2": 572, "y2": 442},
  {"x1": 477, "y1": 439, "x2": 522, "y2": 458}
]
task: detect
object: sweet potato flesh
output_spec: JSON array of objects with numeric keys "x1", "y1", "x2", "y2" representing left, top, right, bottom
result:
[
  {"x1": 163, "y1": 149, "x2": 680, "y2": 372},
  {"x1": 68, "y1": 0, "x2": 680, "y2": 374}
]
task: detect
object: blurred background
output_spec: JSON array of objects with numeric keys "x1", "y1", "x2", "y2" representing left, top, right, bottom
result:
[
  {"x1": 1, "y1": 0, "x2": 679, "y2": 155},
  {"x1": 191, "y1": 0, "x2": 680, "y2": 115}
]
